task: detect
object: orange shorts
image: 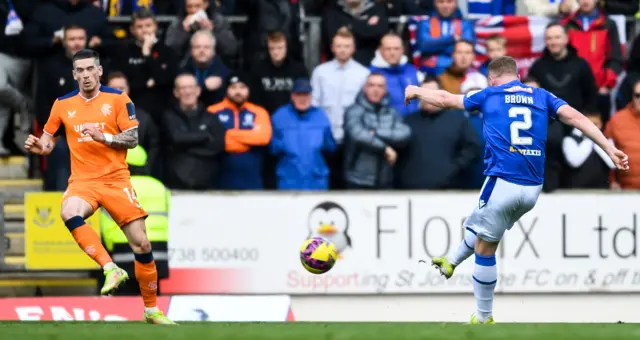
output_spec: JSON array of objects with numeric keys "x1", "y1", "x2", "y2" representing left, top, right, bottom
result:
[{"x1": 64, "y1": 179, "x2": 148, "y2": 227}]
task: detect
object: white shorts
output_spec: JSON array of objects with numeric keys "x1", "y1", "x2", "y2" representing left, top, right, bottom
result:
[{"x1": 465, "y1": 176, "x2": 542, "y2": 243}]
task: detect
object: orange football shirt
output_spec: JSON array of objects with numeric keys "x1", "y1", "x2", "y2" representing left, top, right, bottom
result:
[{"x1": 43, "y1": 86, "x2": 139, "y2": 183}]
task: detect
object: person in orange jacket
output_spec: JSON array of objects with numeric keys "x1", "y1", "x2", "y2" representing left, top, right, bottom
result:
[{"x1": 207, "y1": 72, "x2": 272, "y2": 189}]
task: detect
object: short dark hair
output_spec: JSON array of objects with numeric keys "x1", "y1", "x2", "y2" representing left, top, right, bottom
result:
[
  {"x1": 132, "y1": 7, "x2": 156, "y2": 24},
  {"x1": 106, "y1": 71, "x2": 127, "y2": 84},
  {"x1": 545, "y1": 22, "x2": 566, "y2": 32},
  {"x1": 72, "y1": 49, "x2": 100, "y2": 66},
  {"x1": 487, "y1": 56, "x2": 518, "y2": 77},
  {"x1": 522, "y1": 76, "x2": 539, "y2": 85},
  {"x1": 421, "y1": 75, "x2": 441, "y2": 88}
]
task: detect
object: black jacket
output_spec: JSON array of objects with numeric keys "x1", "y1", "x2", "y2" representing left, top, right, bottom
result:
[
  {"x1": 35, "y1": 52, "x2": 77, "y2": 127},
  {"x1": 135, "y1": 107, "x2": 160, "y2": 177},
  {"x1": 249, "y1": 57, "x2": 308, "y2": 114},
  {"x1": 397, "y1": 110, "x2": 480, "y2": 189},
  {"x1": 323, "y1": 0, "x2": 389, "y2": 66},
  {"x1": 180, "y1": 56, "x2": 231, "y2": 107},
  {"x1": 528, "y1": 45, "x2": 598, "y2": 112},
  {"x1": 162, "y1": 103, "x2": 226, "y2": 190},
  {"x1": 0, "y1": 0, "x2": 36, "y2": 57},
  {"x1": 21, "y1": 0, "x2": 109, "y2": 58},
  {"x1": 109, "y1": 40, "x2": 178, "y2": 120}
]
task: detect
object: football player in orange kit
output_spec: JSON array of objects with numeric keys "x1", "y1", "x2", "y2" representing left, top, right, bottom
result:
[{"x1": 24, "y1": 49, "x2": 174, "y2": 325}]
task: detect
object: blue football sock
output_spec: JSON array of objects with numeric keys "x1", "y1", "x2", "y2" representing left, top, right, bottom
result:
[
  {"x1": 447, "y1": 229, "x2": 477, "y2": 266},
  {"x1": 473, "y1": 253, "x2": 497, "y2": 322}
]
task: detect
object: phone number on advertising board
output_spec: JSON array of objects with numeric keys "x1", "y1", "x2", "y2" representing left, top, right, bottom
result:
[{"x1": 169, "y1": 248, "x2": 259, "y2": 262}]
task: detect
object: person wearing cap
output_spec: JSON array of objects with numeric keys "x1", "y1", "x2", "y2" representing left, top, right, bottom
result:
[
  {"x1": 208, "y1": 72, "x2": 272, "y2": 190},
  {"x1": 396, "y1": 76, "x2": 480, "y2": 189},
  {"x1": 99, "y1": 145, "x2": 170, "y2": 295},
  {"x1": 270, "y1": 78, "x2": 336, "y2": 190}
]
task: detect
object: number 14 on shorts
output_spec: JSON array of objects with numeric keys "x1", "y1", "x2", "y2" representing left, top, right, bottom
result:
[{"x1": 123, "y1": 187, "x2": 141, "y2": 207}]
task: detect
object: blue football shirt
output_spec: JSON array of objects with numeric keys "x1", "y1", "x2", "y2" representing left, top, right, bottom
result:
[{"x1": 463, "y1": 80, "x2": 568, "y2": 185}]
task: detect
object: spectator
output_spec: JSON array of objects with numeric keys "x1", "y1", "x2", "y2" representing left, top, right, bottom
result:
[
  {"x1": 311, "y1": 27, "x2": 370, "y2": 189},
  {"x1": 164, "y1": 0, "x2": 237, "y2": 63},
  {"x1": 22, "y1": 0, "x2": 109, "y2": 57},
  {"x1": 323, "y1": 0, "x2": 389, "y2": 66},
  {"x1": 459, "y1": 73, "x2": 488, "y2": 189},
  {"x1": 370, "y1": 32, "x2": 422, "y2": 116},
  {"x1": 562, "y1": 0, "x2": 623, "y2": 122},
  {"x1": 0, "y1": 0, "x2": 35, "y2": 156},
  {"x1": 520, "y1": 0, "x2": 578, "y2": 16},
  {"x1": 528, "y1": 23, "x2": 598, "y2": 113},
  {"x1": 605, "y1": 79, "x2": 640, "y2": 190},
  {"x1": 562, "y1": 110, "x2": 614, "y2": 189},
  {"x1": 238, "y1": 0, "x2": 304, "y2": 68},
  {"x1": 270, "y1": 78, "x2": 336, "y2": 190},
  {"x1": 437, "y1": 40, "x2": 484, "y2": 94},
  {"x1": 478, "y1": 35, "x2": 506, "y2": 78},
  {"x1": 162, "y1": 73, "x2": 226, "y2": 190},
  {"x1": 416, "y1": 0, "x2": 474, "y2": 76},
  {"x1": 208, "y1": 73, "x2": 272, "y2": 190},
  {"x1": 106, "y1": 71, "x2": 161, "y2": 179},
  {"x1": 343, "y1": 73, "x2": 410, "y2": 189},
  {"x1": 397, "y1": 76, "x2": 479, "y2": 189},
  {"x1": 180, "y1": 30, "x2": 231, "y2": 106},
  {"x1": 109, "y1": 8, "x2": 177, "y2": 122},
  {"x1": 37, "y1": 25, "x2": 88, "y2": 191},
  {"x1": 312, "y1": 28, "x2": 369, "y2": 144},
  {"x1": 250, "y1": 31, "x2": 308, "y2": 115}
]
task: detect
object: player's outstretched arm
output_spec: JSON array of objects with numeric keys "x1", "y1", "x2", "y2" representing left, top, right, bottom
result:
[
  {"x1": 557, "y1": 105, "x2": 629, "y2": 171},
  {"x1": 24, "y1": 133, "x2": 56, "y2": 156},
  {"x1": 404, "y1": 85, "x2": 465, "y2": 110}
]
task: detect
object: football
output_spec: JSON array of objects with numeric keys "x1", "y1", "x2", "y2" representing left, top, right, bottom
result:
[{"x1": 300, "y1": 237, "x2": 338, "y2": 274}]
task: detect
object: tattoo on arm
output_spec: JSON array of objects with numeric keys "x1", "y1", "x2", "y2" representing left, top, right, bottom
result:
[{"x1": 109, "y1": 128, "x2": 139, "y2": 149}]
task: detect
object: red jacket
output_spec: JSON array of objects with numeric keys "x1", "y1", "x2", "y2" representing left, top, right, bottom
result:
[{"x1": 562, "y1": 12, "x2": 623, "y2": 89}]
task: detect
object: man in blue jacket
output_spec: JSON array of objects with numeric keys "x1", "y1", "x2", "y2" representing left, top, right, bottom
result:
[
  {"x1": 270, "y1": 78, "x2": 336, "y2": 190},
  {"x1": 416, "y1": 0, "x2": 475, "y2": 76}
]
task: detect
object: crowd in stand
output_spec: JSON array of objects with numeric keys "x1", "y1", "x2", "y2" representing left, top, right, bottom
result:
[{"x1": 1, "y1": 0, "x2": 640, "y2": 192}]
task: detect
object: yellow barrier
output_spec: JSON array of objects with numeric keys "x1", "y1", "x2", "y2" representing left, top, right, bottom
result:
[{"x1": 25, "y1": 192, "x2": 100, "y2": 270}]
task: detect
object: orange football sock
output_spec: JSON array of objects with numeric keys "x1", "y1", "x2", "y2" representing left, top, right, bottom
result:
[
  {"x1": 135, "y1": 252, "x2": 158, "y2": 308},
  {"x1": 66, "y1": 216, "x2": 112, "y2": 267}
]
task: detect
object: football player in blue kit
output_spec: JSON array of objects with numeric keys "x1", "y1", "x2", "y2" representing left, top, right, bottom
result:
[{"x1": 404, "y1": 56, "x2": 629, "y2": 324}]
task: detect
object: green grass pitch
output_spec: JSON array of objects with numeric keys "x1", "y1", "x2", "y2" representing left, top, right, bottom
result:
[{"x1": 1, "y1": 322, "x2": 640, "y2": 339}]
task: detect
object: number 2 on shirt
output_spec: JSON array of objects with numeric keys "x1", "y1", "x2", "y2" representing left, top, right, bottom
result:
[
  {"x1": 123, "y1": 187, "x2": 141, "y2": 208},
  {"x1": 508, "y1": 107, "x2": 533, "y2": 146}
]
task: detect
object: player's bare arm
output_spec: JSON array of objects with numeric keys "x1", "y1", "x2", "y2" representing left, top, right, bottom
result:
[
  {"x1": 24, "y1": 133, "x2": 56, "y2": 155},
  {"x1": 404, "y1": 85, "x2": 465, "y2": 110},
  {"x1": 557, "y1": 105, "x2": 629, "y2": 172},
  {"x1": 81, "y1": 123, "x2": 139, "y2": 149}
]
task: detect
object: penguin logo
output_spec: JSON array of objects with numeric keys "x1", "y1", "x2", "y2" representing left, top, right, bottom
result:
[{"x1": 307, "y1": 201, "x2": 352, "y2": 257}]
